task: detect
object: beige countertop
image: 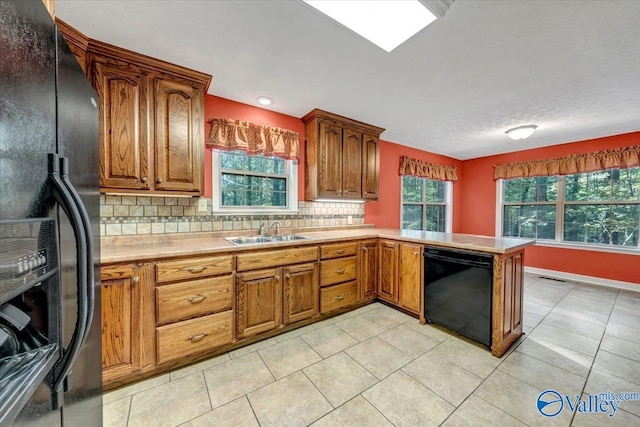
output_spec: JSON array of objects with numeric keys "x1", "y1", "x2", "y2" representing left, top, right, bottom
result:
[{"x1": 100, "y1": 226, "x2": 535, "y2": 264}]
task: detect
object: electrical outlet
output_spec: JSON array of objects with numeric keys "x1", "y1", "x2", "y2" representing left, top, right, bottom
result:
[
  {"x1": 347, "y1": 215, "x2": 353, "y2": 225},
  {"x1": 197, "y1": 198, "x2": 208, "y2": 213}
]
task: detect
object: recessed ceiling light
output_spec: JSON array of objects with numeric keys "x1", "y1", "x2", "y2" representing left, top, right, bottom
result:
[
  {"x1": 256, "y1": 96, "x2": 274, "y2": 106},
  {"x1": 505, "y1": 125, "x2": 538, "y2": 140},
  {"x1": 303, "y1": 0, "x2": 437, "y2": 53}
]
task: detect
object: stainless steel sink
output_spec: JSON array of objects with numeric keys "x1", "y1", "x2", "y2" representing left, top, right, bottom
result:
[{"x1": 225, "y1": 235, "x2": 308, "y2": 245}]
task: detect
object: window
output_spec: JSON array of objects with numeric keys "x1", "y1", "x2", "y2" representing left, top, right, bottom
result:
[
  {"x1": 212, "y1": 150, "x2": 298, "y2": 213},
  {"x1": 401, "y1": 176, "x2": 452, "y2": 232},
  {"x1": 499, "y1": 167, "x2": 640, "y2": 249}
]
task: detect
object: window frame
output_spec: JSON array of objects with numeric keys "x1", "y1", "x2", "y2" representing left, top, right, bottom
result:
[
  {"x1": 496, "y1": 169, "x2": 640, "y2": 254},
  {"x1": 211, "y1": 149, "x2": 298, "y2": 215},
  {"x1": 400, "y1": 177, "x2": 453, "y2": 233}
]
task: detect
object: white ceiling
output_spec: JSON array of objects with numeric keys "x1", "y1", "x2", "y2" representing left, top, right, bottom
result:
[{"x1": 57, "y1": 0, "x2": 640, "y2": 160}]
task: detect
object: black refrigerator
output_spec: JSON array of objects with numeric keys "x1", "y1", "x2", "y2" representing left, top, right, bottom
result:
[{"x1": 0, "y1": 0, "x2": 102, "y2": 426}]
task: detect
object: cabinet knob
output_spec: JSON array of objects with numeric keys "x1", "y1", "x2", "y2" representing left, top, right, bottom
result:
[
  {"x1": 157, "y1": 177, "x2": 164, "y2": 184},
  {"x1": 141, "y1": 176, "x2": 148, "y2": 183},
  {"x1": 275, "y1": 275, "x2": 280, "y2": 281},
  {"x1": 188, "y1": 294, "x2": 208, "y2": 303},
  {"x1": 285, "y1": 273, "x2": 291, "y2": 279},
  {"x1": 132, "y1": 276, "x2": 139, "y2": 283},
  {"x1": 335, "y1": 294, "x2": 345, "y2": 301},
  {"x1": 414, "y1": 250, "x2": 420, "y2": 256},
  {"x1": 188, "y1": 333, "x2": 208, "y2": 342}
]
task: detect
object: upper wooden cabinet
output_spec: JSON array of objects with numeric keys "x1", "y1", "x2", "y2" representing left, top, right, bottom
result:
[
  {"x1": 86, "y1": 39, "x2": 211, "y2": 195},
  {"x1": 302, "y1": 109, "x2": 383, "y2": 201}
]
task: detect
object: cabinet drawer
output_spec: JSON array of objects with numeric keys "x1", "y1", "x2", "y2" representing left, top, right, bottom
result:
[
  {"x1": 320, "y1": 256, "x2": 357, "y2": 287},
  {"x1": 156, "y1": 311, "x2": 233, "y2": 364},
  {"x1": 320, "y1": 242, "x2": 357, "y2": 259},
  {"x1": 236, "y1": 246, "x2": 317, "y2": 271},
  {"x1": 156, "y1": 276, "x2": 233, "y2": 325},
  {"x1": 321, "y1": 281, "x2": 357, "y2": 313},
  {"x1": 156, "y1": 255, "x2": 233, "y2": 283}
]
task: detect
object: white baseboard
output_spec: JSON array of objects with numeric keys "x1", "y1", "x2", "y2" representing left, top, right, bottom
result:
[{"x1": 525, "y1": 267, "x2": 639, "y2": 292}]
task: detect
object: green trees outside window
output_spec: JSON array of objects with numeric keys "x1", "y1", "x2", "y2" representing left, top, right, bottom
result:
[
  {"x1": 220, "y1": 151, "x2": 288, "y2": 207},
  {"x1": 401, "y1": 176, "x2": 448, "y2": 232},
  {"x1": 502, "y1": 168, "x2": 640, "y2": 247}
]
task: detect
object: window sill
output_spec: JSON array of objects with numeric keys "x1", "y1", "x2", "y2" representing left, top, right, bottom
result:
[{"x1": 534, "y1": 240, "x2": 640, "y2": 255}]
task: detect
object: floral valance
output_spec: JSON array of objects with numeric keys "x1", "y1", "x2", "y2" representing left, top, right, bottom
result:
[
  {"x1": 399, "y1": 156, "x2": 458, "y2": 181},
  {"x1": 493, "y1": 145, "x2": 640, "y2": 180},
  {"x1": 207, "y1": 118, "x2": 300, "y2": 160}
]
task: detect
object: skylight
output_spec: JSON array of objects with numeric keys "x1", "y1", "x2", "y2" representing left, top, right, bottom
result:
[{"x1": 303, "y1": 0, "x2": 437, "y2": 52}]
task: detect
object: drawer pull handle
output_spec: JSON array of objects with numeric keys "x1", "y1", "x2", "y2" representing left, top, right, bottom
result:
[
  {"x1": 187, "y1": 266, "x2": 208, "y2": 273},
  {"x1": 188, "y1": 294, "x2": 208, "y2": 303},
  {"x1": 335, "y1": 268, "x2": 346, "y2": 274},
  {"x1": 335, "y1": 294, "x2": 345, "y2": 301},
  {"x1": 188, "y1": 333, "x2": 208, "y2": 342},
  {"x1": 335, "y1": 249, "x2": 345, "y2": 254}
]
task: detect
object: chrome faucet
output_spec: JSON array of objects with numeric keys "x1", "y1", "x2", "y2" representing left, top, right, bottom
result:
[{"x1": 269, "y1": 221, "x2": 281, "y2": 236}]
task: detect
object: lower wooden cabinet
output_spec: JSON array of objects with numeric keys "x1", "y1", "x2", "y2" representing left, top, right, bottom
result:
[
  {"x1": 492, "y1": 250, "x2": 524, "y2": 356},
  {"x1": 398, "y1": 242, "x2": 423, "y2": 315},
  {"x1": 378, "y1": 240, "x2": 399, "y2": 303},
  {"x1": 101, "y1": 263, "x2": 154, "y2": 385},
  {"x1": 321, "y1": 281, "x2": 357, "y2": 313},
  {"x1": 156, "y1": 311, "x2": 233, "y2": 364},
  {"x1": 283, "y1": 263, "x2": 319, "y2": 324},
  {"x1": 236, "y1": 268, "x2": 283, "y2": 339},
  {"x1": 358, "y1": 240, "x2": 378, "y2": 300}
]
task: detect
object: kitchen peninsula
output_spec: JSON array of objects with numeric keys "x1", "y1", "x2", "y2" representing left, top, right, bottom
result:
[{"x1": 100, "y1": 228, "x2": 534, "y2": 388}]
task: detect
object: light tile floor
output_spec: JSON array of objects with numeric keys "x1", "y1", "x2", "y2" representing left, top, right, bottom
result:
[{"x1": 104, "y1": 274, "x2": 640, "y2": 426}]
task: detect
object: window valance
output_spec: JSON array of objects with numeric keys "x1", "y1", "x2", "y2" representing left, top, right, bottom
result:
[
  {"x1": 399, "y1": 156, "x2": 458, "y2": 181},
  {"x1": 207, "y1": 118, "x2": 300, "y2": 160},
  {"x1": 493, "y1": 145, "x2": 640, "y2": 180}
]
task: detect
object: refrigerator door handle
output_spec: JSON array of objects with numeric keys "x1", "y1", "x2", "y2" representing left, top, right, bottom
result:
[
  {"x1": 59, "y1": 156, "x2": 95, "y2": 346},
  {"x1": 47, "y1": 154, "x2": 90, "y2": 404}
]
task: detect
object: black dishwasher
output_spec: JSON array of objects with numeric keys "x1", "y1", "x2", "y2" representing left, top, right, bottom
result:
[{"x1": 423, "y1": 246, "x2": 493, "y2": 347}]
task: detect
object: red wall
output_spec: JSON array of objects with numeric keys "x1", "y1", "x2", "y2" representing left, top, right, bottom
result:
[
  {"x1": 459, "y1": 132, "x2": 640, "y2": 284},
  {"x1": 203, "y1": 95, "x2": 306, "y2": 199},
  {"x1": 364, "y1": 140, "x2": 463, "y2": 230}
]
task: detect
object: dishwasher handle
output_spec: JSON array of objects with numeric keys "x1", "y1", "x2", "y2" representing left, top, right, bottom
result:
[{"x1": 423, "y1": 251, "x2": 492, "y2": 269}]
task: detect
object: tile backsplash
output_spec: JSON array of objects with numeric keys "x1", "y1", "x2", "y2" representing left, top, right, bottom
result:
[{"x1": 99, "y1": 195, "x2": 365, "y2": 236}]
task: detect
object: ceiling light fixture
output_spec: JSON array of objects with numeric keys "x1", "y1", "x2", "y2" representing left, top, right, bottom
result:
[
  {"x1": 256, "y1": 96, "x2": 274, "y2": 106},
  {"x1": 303, "y1": 0, "x2": 438, "y2": 53},
  {"x1": 505, "y1": 125, "x2": 538, "y2": 140}
]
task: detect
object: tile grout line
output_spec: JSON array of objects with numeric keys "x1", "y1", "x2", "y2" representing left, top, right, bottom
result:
[{"x1": 568, "y1": 287, "x2": 619, "y2": 427}]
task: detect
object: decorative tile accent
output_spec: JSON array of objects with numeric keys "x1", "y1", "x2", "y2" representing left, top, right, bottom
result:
[{"x1": 99, "y1": 197, "x2": 365, "y2": 236}]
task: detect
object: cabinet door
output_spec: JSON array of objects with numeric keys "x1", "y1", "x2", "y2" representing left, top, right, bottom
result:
[
  {"x1": 93, "y1": 62, "x2": 151, "y2": 190},
  {"x1": 361, "y1": 133, "x2": 379, "y2": 199},
  {"x1": 492, "y1": 251, "x2": 524, "y2": 357},
  {"x1": 378, "y1": 240, "x2": 399, "y2": 303},
  {"x1": 358, "y1": 240, "x2": 378, "y2": 300},
  {"x1": 318, "y1": 120, "x2": 343, "y2": 198},
  {"x1": 398, "y1": 243, "x2": 422, "y2": 314},
  {"x1": 342, "y1": 127, "x2": 362, "y2": 198},
  {"x1": 154, "y1": 79, "x2": 203, "y2": 194},
  {"x1": 236, "y1": 268, "x2": 283, "y2": 339},
  {"x1": 101, "y1": 265, "x2": 141, "y2": 383},
  {"x1": 283, "y1": 263, "x2": 319, "y2": 324}
]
